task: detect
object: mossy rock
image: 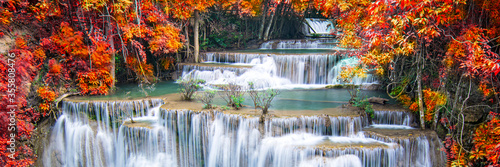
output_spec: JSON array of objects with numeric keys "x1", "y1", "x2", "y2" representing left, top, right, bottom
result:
[
  {"x1": 325, "y1": 84, "x2": 359, "y2": 89},
  {"x1": 325, "y1": 84, "x2": 344, "y2": 89}
]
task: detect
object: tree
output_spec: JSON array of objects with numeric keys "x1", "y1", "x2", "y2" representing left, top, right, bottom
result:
[
  {"x1": 248, "y1": 85, "x2": 280, "y2": 115},
  {"x1": 162, "y1": 0, "x2": 216, "y2": 63}
]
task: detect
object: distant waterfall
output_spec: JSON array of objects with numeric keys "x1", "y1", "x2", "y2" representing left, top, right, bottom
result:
[{"x1": 303, "y1": 18, "x2": 334, "y2": 36}]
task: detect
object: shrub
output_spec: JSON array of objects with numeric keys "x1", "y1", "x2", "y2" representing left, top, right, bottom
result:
[
  {"x1": 231, "y1": 95, "x2": 245, "y2": 109},
  {"x1": 197, "y1": 90, "x2": 216, "y2": 109},
  {"x1": 219, "y1": 83, "x2": 245, "y2": 109},
  {"x1": 325, "y1": 84, "x2": 344, "y2": 89},
  {"x1": 470, "y1": 113, "x2": 500, "y2": 166},
  {"x1": 248, "y1": 82, "x2": 280, "y2": 115},
  {"x1": 351, "y1": 89, "x2": 374, "y2": 118},
  {"x1": 178, "y1": 79, "x2": 205, "y2": 100}
]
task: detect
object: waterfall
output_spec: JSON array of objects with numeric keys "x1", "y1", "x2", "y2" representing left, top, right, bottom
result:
[
  {"x1": 260, "y1": 39, "x2": 338, "y2": 50},
  {"x1": 181, "y1": 51, "x2": 381, "y2": 89},
  {"x1": 303, "y1": 18, "x2": 334, "y2": 36},
  {"x1": 372, "y1": 111, "x2": 415, "y2": 126},
  {"x1": 43, "y1": 99, "x2": 164, "y2": 167},
  {"x1": 183, "y1": 56, "x2": 292, "y2": 89},
  {"x1": 183, "y1": 52, "x2": 346, "y2": 88},
  {"x1": 181, "y1": 64, "x2": 250, "y2": 77},
  {"x1": 180, "y1": 35, "x2": 383, "y2": 88},
  {"x1": 328, "y1": 57, "x2": 377, "y2": 85},
  {"x1": 364, "y1": 132, "x2": 447, "y2": 166},
  {"x1": 44, "y1": 100, "x2": 446, "y2": 167},
  {"x1": 265, "y1": 116, "x2": 365, "y2": 136}
]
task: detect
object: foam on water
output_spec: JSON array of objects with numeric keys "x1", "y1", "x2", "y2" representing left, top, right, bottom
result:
[
  {"x1": 298, "y1": 155, "x2": 362, "y2": 167},
  {"x1": 368, "y1": 124, "x2": 415, "y2": 129}
]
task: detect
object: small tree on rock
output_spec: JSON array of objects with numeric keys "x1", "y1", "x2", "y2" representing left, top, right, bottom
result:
[
  {"x1": 219, "y1": 83, "x2": 246, "y2": 109},
  {"x1": 248, "y1": 82, "x2": 280, "y2": 115},
  {"x1": 178, "y1": 79, "x2": 205, "y2": 100},
  {"x1": 197, "y1": 90, "x2": 216, "y2": 109}
]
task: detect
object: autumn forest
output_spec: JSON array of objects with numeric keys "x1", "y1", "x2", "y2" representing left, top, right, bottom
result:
[{"x1": 1, "y1": 0, "x2": 500, "y2": 166}]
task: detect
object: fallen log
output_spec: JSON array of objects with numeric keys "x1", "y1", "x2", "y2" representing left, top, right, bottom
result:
[{"x1": 54, "y1": 92, "x2": 81, "y2": 109}]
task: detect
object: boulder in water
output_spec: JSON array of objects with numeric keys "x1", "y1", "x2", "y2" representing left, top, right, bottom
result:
[
  {"x1": 360, "y1": 83, "x2": 381, "y2": 90},
  {"x1": 367, "y1": 97, "x2": 389, "y2": 105}
]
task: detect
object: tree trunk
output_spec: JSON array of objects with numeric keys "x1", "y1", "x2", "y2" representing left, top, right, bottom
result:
[
  {"x1": 417, "y1": 54, "x2": 426, "y2": 130},
  {"x1": 194, "y1": 10, "x2": 200, "y2": 63},
  {"x1": 110, "y1": 37, "x2": 116, "y2": 89},
  {"x1": 432, "y1": 107, "x2": 440, "y2": 130},
  {"x1": 258, "y1": 1, "x2": 267, "y2": 40},
  {"x1": 105, "y1": 6, "x2": 116, "y2": 92},
  {"x1": 277, "y1": 4, "x2": 289, "y2": 37},
  {"x1": 269, "y1": 4, "x2": 281, "y2": 40},
  {"x1": 185, "y1": 23, "x2": 190, "y2": 62},
  {"x1": 263, "y1": 10, "x2": 275, "y2": 41}
]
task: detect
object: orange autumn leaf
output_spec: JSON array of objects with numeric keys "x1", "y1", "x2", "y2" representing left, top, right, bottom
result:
[
  {"x1": 48, "y1": 59, "x2": 61, "y2": 74},
  {"x1": 471, "y1": 115, "x2": 500, "y2": 166}
]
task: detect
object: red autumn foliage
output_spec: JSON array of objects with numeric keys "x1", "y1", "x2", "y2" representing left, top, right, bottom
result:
[
  {"x1": 48, "y1": 59, "x2": 61, "y2": 74},
  {"x1": 0, "y1": 36, "x2": 40, "y2": 166},
  {"x1": 36, "y1": 87, "x2": 57, "y2": 116},
  {"x1": 77, "y1": 69, "x2": 114, "y2": 95},
  {"x1": 471, "y1": 113, "x2": 500, "y2": 166},
  {"x1": 49, "y1": 22, "x2": 89, "y2": 58}
]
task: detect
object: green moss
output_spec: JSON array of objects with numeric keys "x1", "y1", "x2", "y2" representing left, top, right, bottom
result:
[
  {"x1": 325, "y1": 84, "x2": 359, "y2": 89},
  {"x1": 325, "y1": 84, "x2": 344, "y2": 89}
]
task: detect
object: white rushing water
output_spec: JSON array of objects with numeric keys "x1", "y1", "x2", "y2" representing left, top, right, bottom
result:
[
  {"x1": 182, "y1": 52, "x2": 377, "y2": 89},
  {"x1": 259, "y1": 39, "x2": 338, "y2": 50},
  {"x1": 372, "y1": 110, "x2": 415, "y2": 127},
  {"x1": 43, "y1": 100, "x2": 446, "y2": 167}
]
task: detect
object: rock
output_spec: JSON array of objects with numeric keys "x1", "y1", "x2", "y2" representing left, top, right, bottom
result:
[
  {"x1": 171, "y1": 71, "x2": 179, "y2": 80},
  {"x1": 325, "y1": 84, "x2": 344, "y2": 89},
  {"x1": 367, "y1": 97, "x2": 389, "y2": 105},
  {"x1": 463, "y1": 108, "x2": 485, "y2": 123},
  {"x1": 360, "y1": 83, "x2": 381, "y2": 90}
]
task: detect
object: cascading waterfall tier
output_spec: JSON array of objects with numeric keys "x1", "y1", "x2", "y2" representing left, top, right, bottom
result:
[
  {"x1": 44, "y1": 100, "x2": 446, "y2": 167},
  {"x1": 43, "y1": 99, "x2": 164, "y2": 167},
  {"x1": 372, "y1": 110, "x2": 415, "y2": 127},
  {"x1": 181, "y1": 49, "x2": 377, "y2": 89},
  {"x1": 265, "y1": 116, "x2": 367, "y2": 137},
  {"x1": 183, "y1": 52, "x2": 352, "y2": 87},
  {"x1": 364, "y1": 127, "x2": 447, "y2": 167},
  {"x1": 181, "y1": 63, "x2": 252, "y2": 76},
  {"x1": 260, "y1": 39, "x2": 338, "y2": 50}
]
